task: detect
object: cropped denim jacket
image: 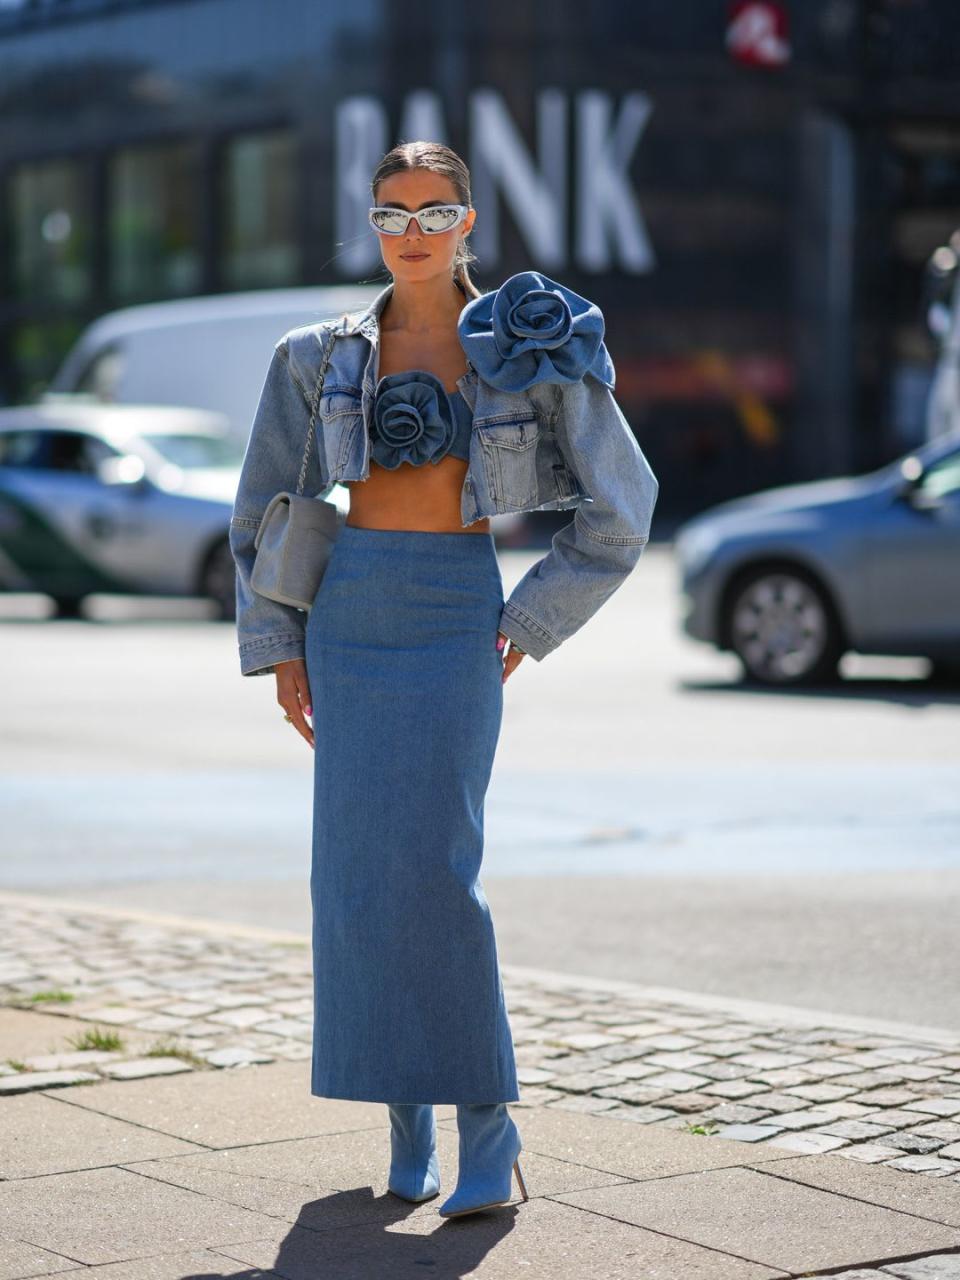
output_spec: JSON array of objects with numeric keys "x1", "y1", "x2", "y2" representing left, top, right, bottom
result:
[{"x1": 229, "y1": 270, "x2": 660, "y2": 676}]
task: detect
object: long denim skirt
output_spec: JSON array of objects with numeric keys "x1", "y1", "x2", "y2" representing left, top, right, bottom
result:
[{"x1": 304, "y1": 524, "x2": 520, "y2": 1104}]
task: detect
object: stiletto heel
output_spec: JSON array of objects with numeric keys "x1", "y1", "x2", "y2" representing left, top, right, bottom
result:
[{"x1": 438, "y1": 1102, "x2": 527, "y2": 1218}]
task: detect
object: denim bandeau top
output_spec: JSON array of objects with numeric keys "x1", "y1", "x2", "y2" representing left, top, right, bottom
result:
[
  {"x1": 447, "y1": 388, "x2": 473, "y2": 462},
  {"x1": 370, "y1": 369, "x2": 473, "y2": 470}
]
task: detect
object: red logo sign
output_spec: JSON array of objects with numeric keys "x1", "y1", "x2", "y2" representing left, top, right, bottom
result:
[{"x1": 726, "y1": 1, "x2": 792, "y2": 67}]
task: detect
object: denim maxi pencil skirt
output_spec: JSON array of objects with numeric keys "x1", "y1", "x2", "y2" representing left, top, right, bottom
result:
[{"x1": 304, "y1": 523, "x2": 520, "y2": 1104}]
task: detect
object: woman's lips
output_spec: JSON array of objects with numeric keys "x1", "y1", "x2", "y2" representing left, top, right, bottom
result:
[{"x1": 400, "y1": 253, "x2": 429, "y2": 260}]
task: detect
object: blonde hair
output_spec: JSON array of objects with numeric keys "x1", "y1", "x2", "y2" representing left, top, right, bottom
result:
[{"x1": 371, "y1": 141, "x2": 482, "y2": 299}]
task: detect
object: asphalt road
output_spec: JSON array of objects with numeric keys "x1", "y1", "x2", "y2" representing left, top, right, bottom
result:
[{"x1": 2, "y1": 541, "x2": 959, "y2": 1028}]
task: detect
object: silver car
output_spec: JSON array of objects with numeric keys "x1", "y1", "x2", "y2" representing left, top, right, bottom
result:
[
  {"x1": 675, "y1": 430, "x2": 960, "y2": 685},
  {"x1": 0, "y1": 401, "x2": 245, "y2": 619}
]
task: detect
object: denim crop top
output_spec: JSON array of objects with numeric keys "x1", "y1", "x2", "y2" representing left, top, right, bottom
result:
[
  {"x1": 446, "y1": 387, "x2": 473, "y2": 462},
  {"x1": 370, "y1": 370, "x2": 473, "y2": 470}
]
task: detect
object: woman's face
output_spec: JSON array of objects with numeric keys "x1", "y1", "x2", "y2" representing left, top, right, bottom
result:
[{"x1": 372, "y1": 169, "x2": 475, "y2": 287}]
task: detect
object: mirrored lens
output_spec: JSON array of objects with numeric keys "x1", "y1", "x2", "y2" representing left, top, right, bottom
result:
[
  {"x1": 370, "y1": 209, "x2": 410, "y2": 234},
  {"x1": 418, "y1": 206, "x2": 461, "y2": 232}
]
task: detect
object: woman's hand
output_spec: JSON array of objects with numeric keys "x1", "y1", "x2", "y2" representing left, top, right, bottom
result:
[
  {"x1": 497, "y1": 631, "x2": 527, "y2": 683},
  {"x1": 276, "y1": 658, "x2": 314, "y2": 749}
]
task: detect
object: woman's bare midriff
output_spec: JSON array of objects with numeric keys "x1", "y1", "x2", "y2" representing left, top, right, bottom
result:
[{"x1": 345, "y1": 455, "x2": 491, "y2": 534}]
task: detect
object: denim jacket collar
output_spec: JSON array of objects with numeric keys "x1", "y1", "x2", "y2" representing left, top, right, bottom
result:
[{"x1": 338, "y1": 279, "x2": 393, "y2": 342}]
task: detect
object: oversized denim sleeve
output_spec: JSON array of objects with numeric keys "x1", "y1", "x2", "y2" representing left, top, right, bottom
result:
[
  {"x1": 229, "y1": 338, "x2": 325, "y2": 677},
  {"x1": 496, "y1": 376, "x2": 659, "y2": 661}
]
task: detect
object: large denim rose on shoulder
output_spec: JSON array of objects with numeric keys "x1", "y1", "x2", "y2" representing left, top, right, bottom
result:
[
  {"x1": 371, "y1": 369, "x2": 456, "y2": 469},
  {"x1": 457, "y1": 270, "x2": 616, "y2": 392}
]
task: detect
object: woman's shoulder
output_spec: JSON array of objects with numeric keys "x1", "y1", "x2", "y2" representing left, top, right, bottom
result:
[
  {"x1": 260, "y1": 316, "x2": 354, "y2": 401},
  {"x1": 277, "y1": 312, "x2": 350, "y2": 352},
  {"x1": 272, "y1": 312, "x2": 358, "y2": 378},
  {"x1": 457, "y1": 269, "x2": 615, "y2": 393}
]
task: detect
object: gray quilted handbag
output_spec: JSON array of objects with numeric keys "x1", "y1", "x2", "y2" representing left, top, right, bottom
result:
[{"x1": 250, "y1": 324, "x2": 346, "y2": 611}]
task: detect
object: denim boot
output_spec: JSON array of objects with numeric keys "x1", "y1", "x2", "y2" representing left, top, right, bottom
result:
[
  {"x1": 386, "y1": 1103, "x2": 441, "y2": 1202},
  {"x1": 438, "y1": 1103, "x2": 528, "y2": 1218}
]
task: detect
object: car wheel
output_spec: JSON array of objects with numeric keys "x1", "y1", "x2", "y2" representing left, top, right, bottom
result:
[
  {"x1": 202, "y1": 538, "x2": 236, "y2": 621},
  {"x1": 51, "y1": 595, "x2": 86, "y2": 619},
  {"x1": 725, "y1": 567, "x2": 843, "y2": 686}
]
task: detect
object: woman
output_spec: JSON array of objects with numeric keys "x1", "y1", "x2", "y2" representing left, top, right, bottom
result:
[{"x1": 229, "y1": 140, "x2": 660, "y2": 1220}]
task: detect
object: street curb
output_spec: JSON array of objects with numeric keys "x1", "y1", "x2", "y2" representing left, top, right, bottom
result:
[
  {"x1": 498, "y1": 963, "x2": 960, "y2": 1051},
  {"x1": 3, "y1": 887, "x2": 960, "y2": 1051},
  {"x1": 0, "y1": 888, "x2": 309, "y2": 945}
]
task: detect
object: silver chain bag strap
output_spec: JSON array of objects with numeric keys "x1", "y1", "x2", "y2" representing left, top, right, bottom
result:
[{"x1": 250, "y1": 319, "x2": 347, "y2": 611}]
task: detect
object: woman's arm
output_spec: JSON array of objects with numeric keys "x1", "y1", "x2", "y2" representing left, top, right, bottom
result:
[
  {"x1": 496, "y1": 375, "x2": 660, "y2": 661},
  {"x1": 228, "y1": 336, "x2": 326, "y2": 677},
  {"x1": 457, "y1": 268, "x2": 660, "y2": 663}
]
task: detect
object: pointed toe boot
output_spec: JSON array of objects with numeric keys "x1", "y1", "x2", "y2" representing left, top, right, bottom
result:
[
  {"x1": 386, "y1": 1103, "x2": 441, "y2": 1202},
  {"x1": 438, "y1": 1102, "x2": 528, "y2": 1218}
]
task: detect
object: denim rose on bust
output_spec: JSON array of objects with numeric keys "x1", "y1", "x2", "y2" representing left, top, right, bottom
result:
[
  {"x1": 371, "y1": 369, "x2": 457, "y2": 469},
  {"x1": 457, "y1": 270, "x2": 616, "y2": 393}
]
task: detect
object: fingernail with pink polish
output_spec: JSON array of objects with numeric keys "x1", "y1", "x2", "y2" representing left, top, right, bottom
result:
[{"x1": 496, "y1": 636, "x2": 505, "y2": 650}]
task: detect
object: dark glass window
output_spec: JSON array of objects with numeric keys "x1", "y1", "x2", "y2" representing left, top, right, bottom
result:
[
  {"x1": 8, "y1": 158, "x2": 92, "y2": 305},
  {"x1": 109, "y1": 141, "x2": 203, "y2": 301},
  {"x1": 221, "y1": 130, "x2": 300, "y2": 289}
]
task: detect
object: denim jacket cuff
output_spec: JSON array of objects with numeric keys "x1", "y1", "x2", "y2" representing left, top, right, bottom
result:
[
  {"x1": 497, "y1": 601, "x2": 560, "y2": 662},
  {"x1": 239, "y1": 633, "x2": 306, "y2": 677}
]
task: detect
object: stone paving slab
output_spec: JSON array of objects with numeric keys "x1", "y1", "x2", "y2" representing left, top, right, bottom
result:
[
  {"x1": 884, "y1": 1260, "x2": 960, "y2": 1278},
  {"x1": 0, "y1": 1091, "x2": 205, "y2": 1179},
  {"x1": 0, "y1": 1238, "x2": 86, "y2": 1280},
  {"x1": 0, "y1": 1249, "x2": 253, "y2": 1280},
  {"x1": 553, "y1": 1165, "x2": 960, "y2": 1273},
  {"x1": 0, "y1": 1067, "x2": 102, "y2": 1094},
  {"x1": 0, "y1": 1164, "x2": 294, "y2": 1267},
  {"x1": 744, "y1": 1152, "x2": 960, "y2": 1228}
]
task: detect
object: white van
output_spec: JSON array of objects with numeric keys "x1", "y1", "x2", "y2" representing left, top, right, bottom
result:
[{"x1": 44, "y1": 285, "x2": 382, "y2": 445}]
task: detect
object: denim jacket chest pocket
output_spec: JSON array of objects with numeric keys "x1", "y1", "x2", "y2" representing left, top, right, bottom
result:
[
  {"x1": 473, "y1": 403, "x2": 587, "y2": 511},
  {"x1": 318, "y1": 384, "x2": 364, "y2": 477},
  {"x1": 473, "y1": 409, "x2": 541, "y2": 508}
]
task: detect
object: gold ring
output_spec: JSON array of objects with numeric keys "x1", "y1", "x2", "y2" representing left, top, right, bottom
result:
[{"x1": 283, "y1": 713, "x2": 293, "y2": 722}]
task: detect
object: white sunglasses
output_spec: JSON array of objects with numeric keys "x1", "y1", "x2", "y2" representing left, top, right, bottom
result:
[{"x1": 368, "y1": 203, "x2": 470, "y2": 236}]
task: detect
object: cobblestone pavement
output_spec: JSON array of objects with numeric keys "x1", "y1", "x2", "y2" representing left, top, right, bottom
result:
[{"x1": 3, "y1": 893, "x2": 960, "y2": 1191}]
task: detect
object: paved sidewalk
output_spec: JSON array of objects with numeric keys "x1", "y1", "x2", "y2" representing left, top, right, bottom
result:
[{"x1": 2, "y1": 889, "x2": 960, "y2": 1278}]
